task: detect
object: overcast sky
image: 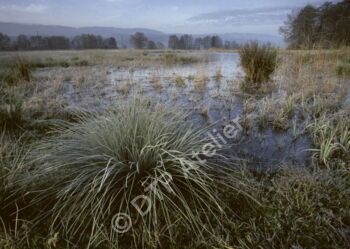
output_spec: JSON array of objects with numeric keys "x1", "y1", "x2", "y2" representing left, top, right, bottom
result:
[{"x1": 0, "y1": 0, "x2": 335, "y2": 35}]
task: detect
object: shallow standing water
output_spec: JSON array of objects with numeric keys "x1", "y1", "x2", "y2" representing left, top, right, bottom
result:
[
  {"x1": 108, "y1": 52, "x2": 311, "y2": 169},
  {"x1": 36, "y1": 51, "x2": 311, "y2": 169}
]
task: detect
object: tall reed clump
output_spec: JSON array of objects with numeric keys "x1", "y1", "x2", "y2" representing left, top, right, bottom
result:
[
  {"x1": 239, "y1": 42, "x2": 277, "y2": 91},
  {"x1": 27, "y1": 101, "x2": 243, "y2": 248}
]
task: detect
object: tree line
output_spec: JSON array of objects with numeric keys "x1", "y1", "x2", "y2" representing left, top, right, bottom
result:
[
  {"x1": 129, "y1": 32, "x2": 165, "y2": 49},
  {"x1": 168, "y1": 34, "x2": 240, "y2": 50},
  {"x1": 0, "y1": 31, "x2": 241, "y2": 51},
  {"x1": 0, "y1": 33, "x2": 118, "y2": 51},
  {"x1": 280, "y1": 0, "x2": 350, "y2": 49}
]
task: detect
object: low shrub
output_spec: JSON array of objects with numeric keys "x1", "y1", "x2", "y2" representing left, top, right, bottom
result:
[{"x1": 239, "y1": 42, "x2": 277, "y2": 91}]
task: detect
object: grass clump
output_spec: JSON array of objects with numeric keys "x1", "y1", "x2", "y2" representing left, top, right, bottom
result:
[
  {"x1": 193, "y1": 73, "x2": 209, "y2": 91},
  {"x1": 239, "y1": 42, "x2": 277, "y2": 91},
  {"x1": 27, "y1": 101, "x2": 238, "y2": 248},
  {"x1": 174, "y1": 75, "x2": 186, "y2": 87},
  {"x1": 213, "y1": 68, "x2": 223, "y2": 83},
  {"x1": 150, "y1": 73, "x2": 162, "y2": 90},
  {"x1": 307, "y1": 116, "x2": 350, "y2": 167},
  {"x1": 0, "y1": 59, "x2": 32, "y2": 86},
  {"x1": 0, "y1": 88, "x2": 24, "y2": 130},
  {"x1": 336, "y1": 60, "x2": 350, "y2": 77}
]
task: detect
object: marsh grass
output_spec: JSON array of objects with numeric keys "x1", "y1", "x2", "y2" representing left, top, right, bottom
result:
[
  {"x1": 0, "y1": 49, "x2": 350, "y2": 248},
  {"x1": 0, "y1": 88, "x2": 24, "y2": 130},
  {"x1": 271, "y1": 109, "x2": 289, "y2": 131},
  {"x1": 2, "y1": 163, "x2": 350, "y2": 249},
  {"x1": 187, "y1": 74, "x2": 195, "y2": 81},
  {"x1": 257, "y1": 97, "x2": 273, "y2": 128},
  {"x1": 150, "y1": 73, "x2": 162, "y2": 90},
  {"x1": 308, "y1": 116, "x2": 350, "y2": 167},
  {"x1": 193, "y1": 73, "x2": 209, "y2": 91},
  {"x1": 239, "y1": 42, "x2": 277, "y2": 92},
  {"x1": 228, "y1": 167, "x2": 350, "y2": 249},
  {"x1": 283, "y1": 95, "x2": 294, "y2": 118},
  {"x1": 336, "y1": 60, "x2": 350, "y2": 77},
  {"x1": 25, "y1": 101, "x2": 243, "y2": 248},
  {"x1": 0, "y1": 133, "x2": 31, "y2": 236},
  {"x1": 213, "y1": 68, "x2": 223, "y2": 82},
  {"x1": 31, "y1": 57, "x2": 90, "y2": 68},
  {"x1": 162, "y1": 53, "x2": 198, "y2": 65},
  {"x1": 0, "y1": 59, "x2": 32, "y2": 86},
  {"x1": 174, "y1": 75, "x2": 186, "y2": 87},
  {"x1": 116, "y1": 81, "x2": 130, "y2": 95},
  {"x1": 200, "y1": 105, "x2": 209, "y2": 117}
]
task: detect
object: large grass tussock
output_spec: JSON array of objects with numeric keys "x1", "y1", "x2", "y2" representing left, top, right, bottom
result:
[{"x1": 28, "y1": 101, "x2": 238, "y2": 247}]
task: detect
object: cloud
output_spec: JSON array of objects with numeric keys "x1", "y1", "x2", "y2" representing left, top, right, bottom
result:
[
  {"x1": 0, "y1": 4, "x2": 49, "y2": 14},
  {"x1": 187, "y1": 6, "x2": 294, "y2": 26}
]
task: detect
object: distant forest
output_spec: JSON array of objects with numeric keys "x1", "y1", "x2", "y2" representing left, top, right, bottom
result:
[
  {"x1": 0, "y1": 33, "x2": 118, "y2": 51},
  {"x1": 280, "y1": 0, "x2": 350, "y2": 49},
  {"x1": 168, "y1": 34, "x2": 240, "y2": 50},
  {"x1": 0, "y1": 31, "x2": 241, "y2": 51}
]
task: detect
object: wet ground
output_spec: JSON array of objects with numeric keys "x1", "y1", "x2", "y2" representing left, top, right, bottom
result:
[{"x1": 37, "y1": 52, "x2": 311, "y2": 169}]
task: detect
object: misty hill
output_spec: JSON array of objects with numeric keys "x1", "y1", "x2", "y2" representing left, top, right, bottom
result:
[{"x1": 0, "y1": 22, "x2": 283, "y2": 47}]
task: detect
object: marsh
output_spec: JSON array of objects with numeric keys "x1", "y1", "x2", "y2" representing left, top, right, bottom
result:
[{"x1": 0, "y1": 1, "x2": 350, "y2": 248}]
